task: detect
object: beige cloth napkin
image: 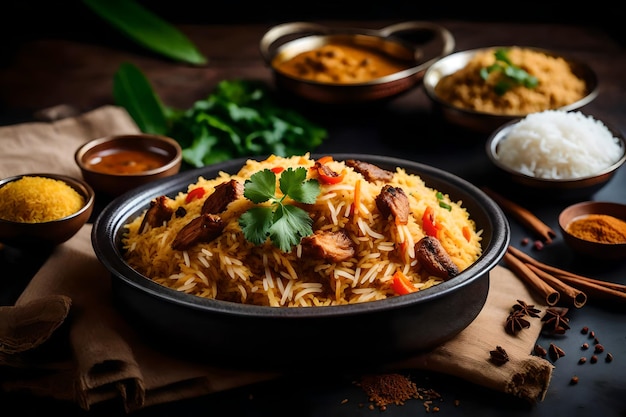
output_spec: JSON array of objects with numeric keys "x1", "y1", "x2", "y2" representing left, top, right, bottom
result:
[{"x1": 0, "y1": 105, "x2": 554, "y2": 411}]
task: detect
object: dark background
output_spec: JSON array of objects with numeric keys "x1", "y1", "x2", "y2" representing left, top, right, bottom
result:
[{"x1": 3, "y1": 1, "x2": 624, "y2": 49}]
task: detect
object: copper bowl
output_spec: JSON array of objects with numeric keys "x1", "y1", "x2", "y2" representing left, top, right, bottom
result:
[
  {"x1": 559, "y1": 201, "x2": 626, "y2": 261},
  {"x1": 0, "y1": 173, "x2": 94, "y2": 247},
  {"x1": 75, "y1": 134, "x2": 182, "y2": 197},
  {"x1": 423, "y1": 46, "x2": 599, "y2": 133},
  {"x1": 260, "y1": 21, "x2": 455, "y2": 104}
]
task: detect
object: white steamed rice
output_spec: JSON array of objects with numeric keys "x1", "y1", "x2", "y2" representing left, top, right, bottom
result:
[{"x1": 495, "y1": 110, "x2": 623, "y2": 179}]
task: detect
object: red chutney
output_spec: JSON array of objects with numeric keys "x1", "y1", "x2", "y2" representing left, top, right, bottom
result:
[{"x1": 85, "y1": 148, "x2": 170, "y2": 175}]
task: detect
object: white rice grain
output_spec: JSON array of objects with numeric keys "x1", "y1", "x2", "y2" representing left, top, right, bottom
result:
[{"x1": 496, "y1": 110, "x2": 622, "y2": 179}]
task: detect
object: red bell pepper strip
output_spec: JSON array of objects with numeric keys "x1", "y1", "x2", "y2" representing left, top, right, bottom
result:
[
  {"x1": 271, "y1": 166, "x2": 284, "y2": 174},
  {"x1": 315, "y1": 159, "x2": 345, "y2": 185},
  {"x1": 391, "y1": 270, "x2": 417, "y2": 295},
  {"x1": 422, "y1": 206, "x2": 442, "y2": 238},
  {"x1": 185, "y1": 187, "x2": 205, "y2": 203}
]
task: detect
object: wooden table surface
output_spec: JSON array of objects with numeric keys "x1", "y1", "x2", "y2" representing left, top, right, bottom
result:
[{"x1": 1, "y1": 15, "x2": 625, "y2": 417}]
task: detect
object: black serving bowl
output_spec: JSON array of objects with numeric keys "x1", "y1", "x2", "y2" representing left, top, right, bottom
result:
[{"x1": 92, "y1": 154, "x2": 509, "y2": 370}]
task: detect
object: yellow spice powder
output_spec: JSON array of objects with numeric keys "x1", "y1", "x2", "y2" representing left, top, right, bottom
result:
[{"x1": 0, "y1": 176, "x2": 85, "y2": 223}]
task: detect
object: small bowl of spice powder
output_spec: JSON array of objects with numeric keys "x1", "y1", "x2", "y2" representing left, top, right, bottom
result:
[
  {"x1": 0, "y1": 173, "x2": 95, "y2": 246},
  {"x1": 559, "y1": 201, "x2": 626, "y2": 260}
]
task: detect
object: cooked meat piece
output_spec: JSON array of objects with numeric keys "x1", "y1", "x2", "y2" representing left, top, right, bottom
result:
[
  {"x1": 171, "y1": 213, "x2": 224, "y2": 251},
  {"x1": 375, "y1": 185, "x2": 409, "y2": 225},
  {"x1": 300, "y1": 230, "x2": 355, "y2": 262},
  {"x1": 201, "y1": 179, "x2": 243, "y2": 215},
  {"x1": 138, "y1": 195, "x2": 174, "y2": 234},
  {"x1": 345, "y1": 159, "x2": 394, "y2": 182},
  {"x1": 415, "y1": 236, "x2": 460, "y2": 280}
]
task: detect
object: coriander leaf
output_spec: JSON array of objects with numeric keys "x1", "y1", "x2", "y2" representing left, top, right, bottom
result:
[
  {"x1": 239, "y1": 207, "x2": 274, "y2": 245},
  {"x1": 243, "y1": 169, "x2": 277, "y2": 203},
  {"x1": 480, "y1": 49, "x2": 539, "y2": 95},
  {"x1": 280, "y1": 168, "x2": 320, "y2": 204},
  {"x1": 269, "y1": 205, "x2": 314, "y2": 252},
  {"x1": 239, "y1": 167, "x2": 321, "y2": 251},
  {"x1": 279, "y1": 167, "x2": 308, "y2": 200}
]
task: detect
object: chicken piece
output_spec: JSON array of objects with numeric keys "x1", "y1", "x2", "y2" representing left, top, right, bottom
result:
[
  {"x1": 415, "y1": 236, "x2": 460, "y2": 280},
  {"x1": 138, "y1": 195, "x2": 174, "y2": 234},
  {"x1": 171, "y1": 213, "x2": 224, "y2": 251},
  {"x1": 201, "y1": 179, "x2": 243, "y2": 215},
  {"x1": 345, "y1": 159, "x2": 394, "y2": 183},
  {"x1": 300, "y1": 230, "x2": 355, "y2": 262},
  {"x1": 375, "y1": 185, "x2": 409, "y2": 225}
]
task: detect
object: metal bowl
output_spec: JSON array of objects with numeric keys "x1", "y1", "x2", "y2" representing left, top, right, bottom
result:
[
  {"x1": 0, "y1": 173, "x2": 94, "y2": 247},
  {"x1": 260, "y1": 21, "x2": 455, "y2": 104},
  {"x1": 92, "y1": 154, "x2": 509, "y2": 370},
  {"x1": 423, "y1": 47, "x2": 599, "y2": 133},
  {"x1": 485, "y1": 114, "x2": 626, "y2": 199}
]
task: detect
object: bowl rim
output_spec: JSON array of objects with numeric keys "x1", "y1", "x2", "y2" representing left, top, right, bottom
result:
[
  {"x1": 485, "y1": 116, "x2": 626, "y2": 184},
  {"x1": 92, "y1": 153, "x2": 510, "y2": 319},
  {"x1": 423, "y1": 45, "x2": 600, "y2": 118},
  {"x1": 75, "y1": 133, "x2": 183, "y2": 178}
]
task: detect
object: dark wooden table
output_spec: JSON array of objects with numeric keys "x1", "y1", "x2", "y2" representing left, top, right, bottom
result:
[{"x1": 1, "y1": 16, "x2": 625, "y2": 417}]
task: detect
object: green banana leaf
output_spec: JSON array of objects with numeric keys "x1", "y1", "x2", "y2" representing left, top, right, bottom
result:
[
  {"x1": 113, "y1": 62, "x2": 169, "y2": 135},
  {"x1": 82, "y1": 0, "x2": 208, "y2": 65}
]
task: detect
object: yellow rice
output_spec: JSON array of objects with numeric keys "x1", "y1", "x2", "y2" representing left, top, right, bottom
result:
[
  {"x1": 434, "y1": 47, "x2": 587, "y2": 115},
  {"x1": 122, "y1": 154, "x2": 483, "y2": 307},
  {"x1": 0, "y1": 176, "x2": 84, "y2": 223}
]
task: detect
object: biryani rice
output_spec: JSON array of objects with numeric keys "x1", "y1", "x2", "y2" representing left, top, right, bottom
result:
[{"x1": 122, "y1": 154, "x2": 483, "y2": 307}]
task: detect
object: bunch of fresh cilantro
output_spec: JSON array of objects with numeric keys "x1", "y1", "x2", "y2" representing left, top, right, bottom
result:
[{"x1": 113, "y1": 62, "x2": 328, "y2": 168}]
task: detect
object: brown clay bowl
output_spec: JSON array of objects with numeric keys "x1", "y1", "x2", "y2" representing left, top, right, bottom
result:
[
  {"x1": 559, "y1": 201, "x2": 626, "y2": 261},
  {"x1": 75, "y1": 133, "x2": 182, "y2": 197},
  {"x1": 0, "y1": 173, "x2": 94, "y2": 247}
]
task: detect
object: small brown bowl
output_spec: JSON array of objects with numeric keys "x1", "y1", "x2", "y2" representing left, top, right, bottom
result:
[
  {"x1": 260, "y1": 21, "x2": 454, "y2": 104},
  {"x1": 485, "y1": 113, "x2": 626, "y2": 199},
  {"x1": 423, "y1": 46, "x2": 599, "y2": 132},
  {"x1": 559, "y1": 201, "x2": 626, "y2": 260},
  {"x1": 0, "y1": 173, "x2": 94, "y2": 247},
  {"x1": 75, "y1": 134, "x2": 182, "y2": 197}
]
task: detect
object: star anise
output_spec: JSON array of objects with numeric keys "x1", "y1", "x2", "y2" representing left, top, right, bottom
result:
[
  {"x1": 489, "y1": 345, "x2": 510, "y2": 366},
  {"x1": 512, "y1": 299, "x2": 541, "y2": 318},
  {"x1": 541, "y1": 307, "x2": 570, "y2": 335},
  {"x1": 505, "y1": 310, "x2": 531, "y2": 335},
  {"x1": 548, "y1": 343, "x2": 566, "y2": 361}
]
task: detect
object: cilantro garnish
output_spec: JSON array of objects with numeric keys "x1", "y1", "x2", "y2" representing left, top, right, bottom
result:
[
  {"x1": 239, "y1": 167, "x2": 321, "y2": 252},
  {"x1": 479, "y1": 48, "x2": 539, "y2": 95},
  {"x1": 436, "y1": 191, "x2": 452, "y2": 211}
]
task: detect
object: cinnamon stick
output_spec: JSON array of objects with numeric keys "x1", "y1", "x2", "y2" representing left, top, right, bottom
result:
[
  {"x1": 482, "y1": 187, "x2": 556, "y2": 243},
  {"x1": 507, "y1": 246, "x2": 626, "y2": 303},
  {"x1": 503, "y1": 251, "x2": 560, "y2": 306},
  {"x1": 525, "y1": 263, "x2": 587, "y2": 308}
]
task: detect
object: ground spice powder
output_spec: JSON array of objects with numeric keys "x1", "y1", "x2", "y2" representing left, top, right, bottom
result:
[
  {"x1": 357, "y1": 373, "x2": 442, "y2": 411},
  {"x1": 566, "y1": 214, "x2": 626, "y2": 244}
]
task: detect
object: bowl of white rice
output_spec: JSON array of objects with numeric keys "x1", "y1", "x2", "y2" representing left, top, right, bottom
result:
[{"x1": 486, "y1": 110, "x2": 626, "y2": 196}]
